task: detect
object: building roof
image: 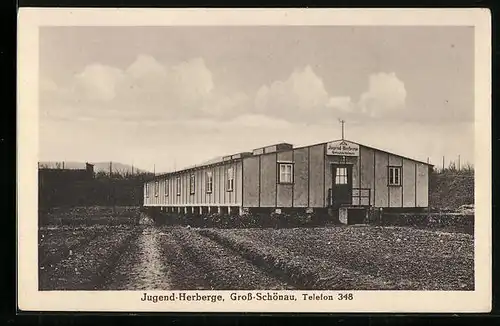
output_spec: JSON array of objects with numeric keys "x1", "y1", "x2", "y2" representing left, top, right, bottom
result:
[
  {"x1": 294, "y1": 138, "x2": 434, "y2": 167},
  {"x1": 149, "y1": 138, "x2": 433, "y2": 181}
]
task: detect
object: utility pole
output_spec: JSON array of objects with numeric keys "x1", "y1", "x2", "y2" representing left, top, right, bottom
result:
[
  {"x1": 109, "y1": 161, "x2": 112, "y2": 176},
  {"x1": 339, "y1": 119, "x2": 345, "y2": 140},
  {"x1": 442, "y1": 156, "x2": 445, "y2": 171},
  {"x1": 154, "y1": 164, "x2": 156, "y2": 176},
  {"x1": 458, "y1": 155, "x2": 461, "y2": 171}
]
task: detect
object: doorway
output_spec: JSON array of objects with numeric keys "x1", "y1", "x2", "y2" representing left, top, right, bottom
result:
[{"x1": 331, "y1": 164, "x2": 353, "y2": 207}]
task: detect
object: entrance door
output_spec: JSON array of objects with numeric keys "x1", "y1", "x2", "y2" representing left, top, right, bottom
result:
[{"x1": 332, "y1": 164, "x2": 353, "y2": 207}]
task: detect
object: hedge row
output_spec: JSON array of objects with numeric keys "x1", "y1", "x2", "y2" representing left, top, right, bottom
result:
[
  {"x1": 147, "y1": 209, "x2": 335, "y2": 229},
  {"x1": 377, "y1": 213, "x2": 474, "y2": 234},
  {"x1": 39, "y1": 206, "x2": 142, "y2": 226}
]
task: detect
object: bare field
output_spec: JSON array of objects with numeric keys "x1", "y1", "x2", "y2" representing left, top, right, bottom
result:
[
  {"x1": 199, "y1": 225, "x2": 474, "y2": 290},
  {"x1": 38, "y1": 223, "x2": 474, "y2": 291}
]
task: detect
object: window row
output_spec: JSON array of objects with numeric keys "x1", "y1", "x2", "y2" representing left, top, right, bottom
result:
[
  {"x1": 333, "y1": 166, "x2": 402, "y2": 186},
  {"x1": 145, "y1": 167, "x2": 234, "y2": 197},
  {"x1": 146, "y1": 163, "x2": 295, "y2": 197},
  {"x1": 145, "y1": 164, "x2": 403, "y2": 197}
]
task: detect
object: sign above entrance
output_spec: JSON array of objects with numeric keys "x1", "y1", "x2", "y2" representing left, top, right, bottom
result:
[{"x1": 326, "y1": 140, "x2": 360, "y2": 156}]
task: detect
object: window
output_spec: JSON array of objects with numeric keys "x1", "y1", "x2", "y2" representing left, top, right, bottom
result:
[
  {"x1": 206, "y1": 171, "x2": 213, "y2": 193},
  {"x1": 145, "y1": 183, "x2": 150, "y2": 198},
  {"x1": 154, "y1": 181, "x2": 159, "y2": 197},
  {"x1": 278, "y1": 163, "x2": 294, "y2": 184},
  {"x1": 176, "y1": 177, "x2": 181, "y2": 196},
  {"x1": 164, "y1": 179, "x2": 169, "y2": 196},
  {"x1": 190, "y1": 174, "x2": 195, "y2": 194},
  {"x1": 388, "y1": 167, "x2": 402, "y2": 186},
  {"x1": 226, "y1": 167, "x2": 234, "y2": 192},
  {"x1": 335, "y1": 167, "x2": 348, "y2": 185}
]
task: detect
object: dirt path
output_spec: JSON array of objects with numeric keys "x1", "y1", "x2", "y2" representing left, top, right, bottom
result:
[
  {"x1": 104, "y1": 226, "x2": 173, "y2": 290},
  {"x1": 40, "y1": 225, "x2": 294, "y2": 290}
]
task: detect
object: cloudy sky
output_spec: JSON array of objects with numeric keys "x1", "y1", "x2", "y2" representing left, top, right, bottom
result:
[{"x1": 39, "y1": 26, "x2": 474, "y2": 172}]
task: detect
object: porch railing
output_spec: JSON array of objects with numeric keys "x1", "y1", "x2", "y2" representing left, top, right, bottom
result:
[{"x1": 327, "y1": 188, "x2": 371, "y2": 207}]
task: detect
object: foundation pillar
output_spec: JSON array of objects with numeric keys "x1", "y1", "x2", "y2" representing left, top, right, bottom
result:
[
  {"x1": 184, "y1": 207, "x2": 188, "y2": 214},
  {"x1": 339, "y1": 207, "x2": 348, "y2": 225},
  {"x1": 217, "y1": 206, "x2": 222, "y2": 214}
]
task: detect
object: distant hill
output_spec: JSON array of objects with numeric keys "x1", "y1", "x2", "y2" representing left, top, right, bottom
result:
[{"x1": 38, "y1": 161, "x2": 150, "y2": 175}]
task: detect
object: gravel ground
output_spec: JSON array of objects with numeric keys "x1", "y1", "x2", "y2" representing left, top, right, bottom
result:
[
  {"x1": 39, "y1": 226, "x2": 136, "y2": 290},
  {"x1": 171, "y1": 227, "x2": 292, "y2": 290},
  {"x1": 39, "y1": 225, "x2": 293, "y2": 290},
  {"x1": 39, "y1": 224, "x2": 473, "y2": 291},
  {"x1": 210, "y1": 225, "x2": 474, "y2": 290},
  {"x1": 38, "y1": 225, "x2": 109, "y2": 266}
]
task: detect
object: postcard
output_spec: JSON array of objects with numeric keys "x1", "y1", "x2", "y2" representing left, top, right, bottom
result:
[{"x1": 17, "y1": 8, "x2": 491, "y2": 313}]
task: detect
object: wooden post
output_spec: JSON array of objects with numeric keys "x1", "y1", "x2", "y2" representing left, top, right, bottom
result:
[{"x1": 339, "y1": 119, "x2": 345, "y2": 140}]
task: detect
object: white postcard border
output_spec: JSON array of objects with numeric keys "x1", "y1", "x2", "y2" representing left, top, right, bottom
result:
[{"x1": 17, "y1": 8, "x2": 492, "y2": 313}]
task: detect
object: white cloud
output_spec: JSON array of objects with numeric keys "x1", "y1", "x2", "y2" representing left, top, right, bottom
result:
[
  {"x1": 358, "y1": 72, "x2": 407, "y2": 117},
  {"x1": 327, "y1": 96, "x2": 354, "y2": 112},
  {"x1": 41, "y1": 56, "x2": 408, "y2": 126},
  {"x1": 171, "y1": 57, "x2": 214, "y2": 100},
  {"x1": 253, "y1": 66, "x2": 407, "y2": 123},
  {"x1": 255, "y1": 65, "x2": 334, "y2": 122},
  {"x1": 117, "y1": 56, "x2": 218, "y2": 119},
  {"x1": 74, "y1": 63, "x2": 124, "y2": 101},
  {"x1": 125, "y1": 54, "x2": 167, "y2": 79},
  {"x1": 46, "y1": 55, "x2": 242, "y2": 121}
]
